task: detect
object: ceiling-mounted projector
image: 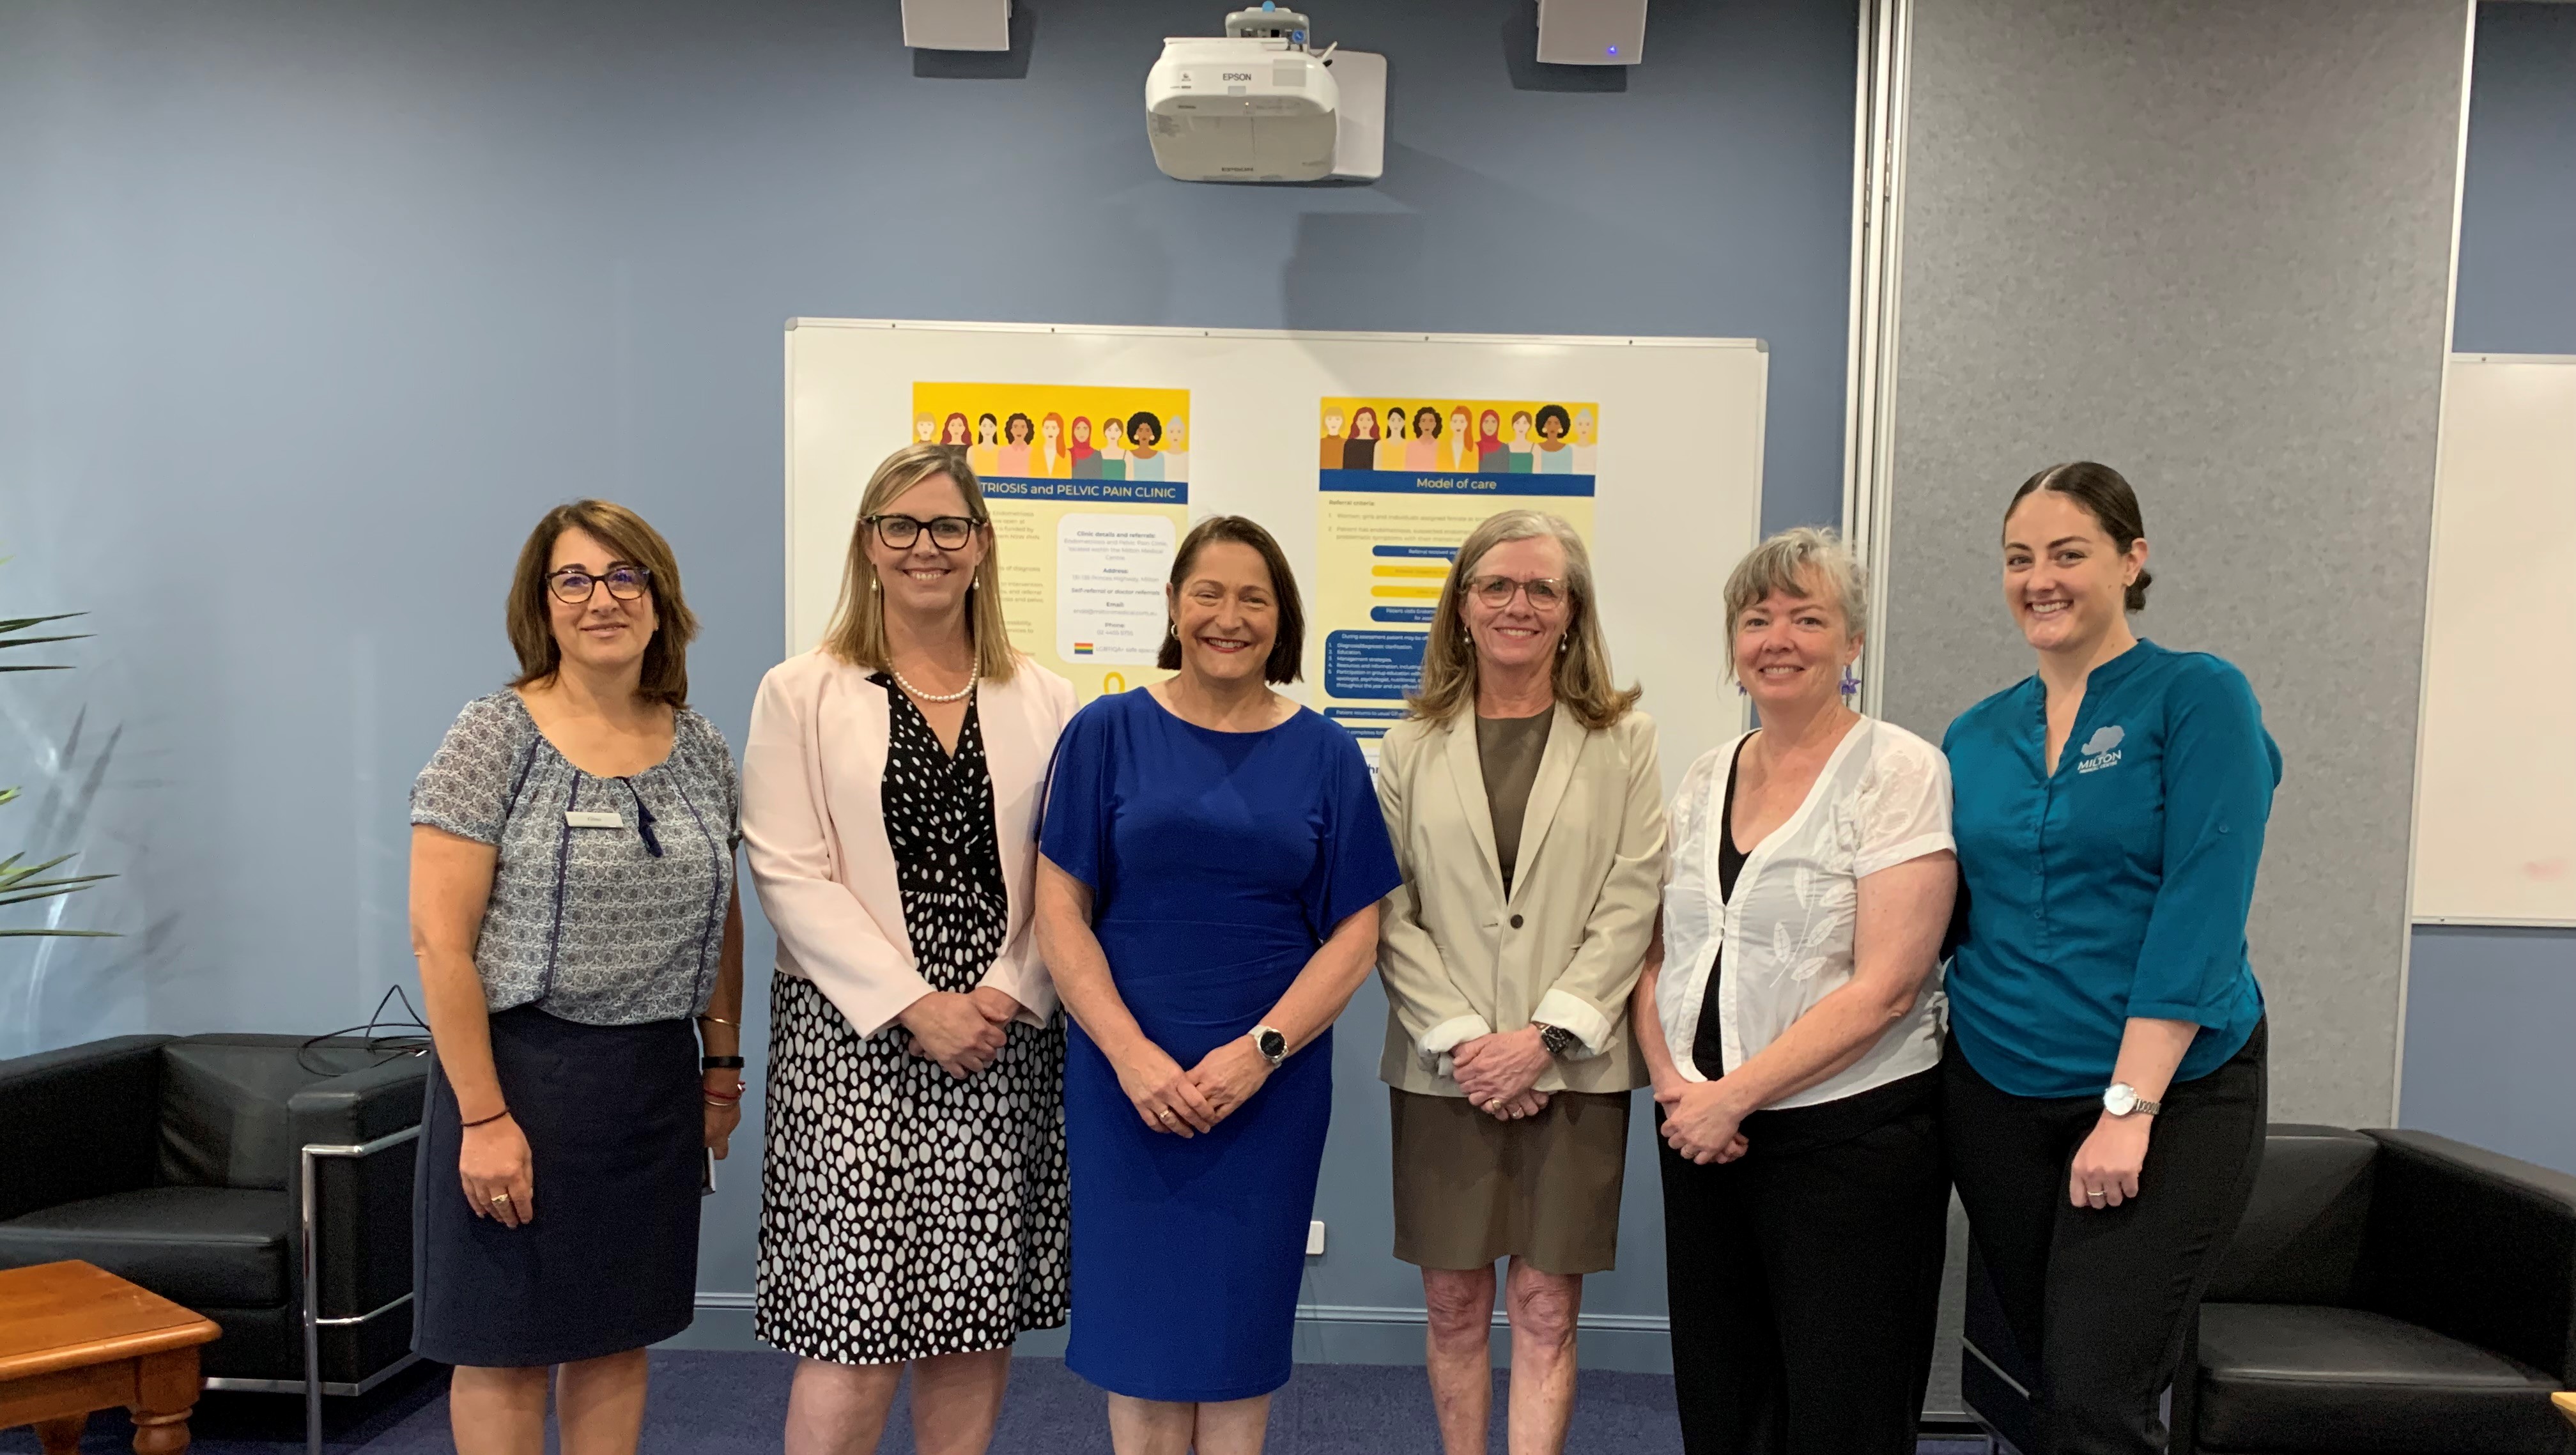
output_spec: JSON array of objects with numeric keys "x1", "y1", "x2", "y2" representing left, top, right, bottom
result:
[{"x1": 1146, "y1": 4, "x2": 1384, "y2": 184}]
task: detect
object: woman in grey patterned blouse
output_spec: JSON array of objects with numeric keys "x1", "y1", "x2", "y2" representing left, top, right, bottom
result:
[{"x1": 409, "y1": 499, "x2": 745, "y2": 1455}]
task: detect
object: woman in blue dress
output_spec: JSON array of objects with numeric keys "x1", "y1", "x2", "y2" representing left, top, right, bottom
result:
[{"x1": 1035, "y1": 514, "x2": 1403, "y2": 1455}]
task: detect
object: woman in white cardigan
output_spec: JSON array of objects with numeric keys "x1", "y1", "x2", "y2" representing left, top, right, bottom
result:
[
  {"x1": 1374, "y1": 509, "x2": 1667, "y2": 1455},
  {"x1": 1629, "y1": 527, "x2": 1956, "y2": 1455},
  {"x1": 743, "y1": 443, "x2": 1078, "y2": 1455}
]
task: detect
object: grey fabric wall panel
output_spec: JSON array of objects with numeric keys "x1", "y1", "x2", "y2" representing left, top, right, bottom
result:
[{"x1": 1881, "y1": 0, "x2": 2467, "y2": 1123}]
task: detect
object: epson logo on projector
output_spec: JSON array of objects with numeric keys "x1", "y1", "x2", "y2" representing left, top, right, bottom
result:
[{"x1": 1222, "y1": 71, "x2": 1253, "y2": 79}]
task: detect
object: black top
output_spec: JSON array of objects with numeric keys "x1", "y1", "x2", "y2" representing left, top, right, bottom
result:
[
  {"x1": 872, "y1": 675, "x2": 1009, "y2": 994},
  {"x1": 1687, "y1": 737, "x2": 1752, "y2": 1075}
]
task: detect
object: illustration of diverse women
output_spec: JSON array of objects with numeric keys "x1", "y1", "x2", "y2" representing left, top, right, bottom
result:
[
  {"x1": 1343, "y1": 407, "x2": 1382, "y2": 472},
  {"x1": 1126, "y1": 412, "x2": 1165, "y2": 482},
  {"x1": 1534, "y1": 405, "x2": 1575, "y2": 475},
  {"x1": 1040, "y1": 413, "x2": 1069, "y2": 477},
  {"x1": 1164, "y1": 415, "x2": 1189, "y2": 482},
  {"x1": 1407, "y1": 408, "x2": 1441, "y2": 472},
  {"x1": 1035, "y1": 515, "x2": 1403, "y2": 1455},
  {"x1": 916, "y1": 414, "x2": 937, "y2": 445},
  {"x1": 1375, "y1": 405, "x2": 1411, "y2": 472},
  {"x1": 1477, "y1": 411, "x2": 1509, "y2": 472},
  {"x1": 943, "y1": 413, "x2": 973, "y2": 448},
  {"x1": 1571, "y1": 408, "x2": 1598, "y2": 474},
  {"x1": 969, "y1": 413, "x2": 1003, "y2": 477},
  {"x1": 1070, "y1": 417, "x2": 1100, "y2": 479},
  {"x1": 1097, "y1": 417, "x2": 1129, "y2": 480},
  {"x1": 999, "y1": 412, "x2": 1036, "y2": 477},
  {"x1": 1506, "y1": 412, "x2": 1538, "y2": 473},
  {"x1": 1448, "y1": 408, "x2": 1474, "y2": 472},
  {"x1": 1321, "y1": 409, "x2": 1347, "y2": 469}
]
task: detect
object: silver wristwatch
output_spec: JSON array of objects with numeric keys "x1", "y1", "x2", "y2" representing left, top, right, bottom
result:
[
  {"x1": 2102, "y1": 1082, "x2": 2162, "y2": 1118},
  {"x1": 1251, "y1": 1025, "x2": 1288, "y2": 1068}
]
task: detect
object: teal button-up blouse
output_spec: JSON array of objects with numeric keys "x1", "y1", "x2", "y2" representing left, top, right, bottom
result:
[{"x1": 1942, "y1": 639, "x2": 2279, "y2": 1099}]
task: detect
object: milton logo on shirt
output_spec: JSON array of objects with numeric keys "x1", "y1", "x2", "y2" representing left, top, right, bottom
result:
[{"x1": 2076, "y1": 725, "x2": 2125, "y2": 774}]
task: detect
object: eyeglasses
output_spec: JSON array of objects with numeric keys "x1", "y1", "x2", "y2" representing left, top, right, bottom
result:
[
  {"x1": 548, "y1": 564, "x2": 651, "y2": 604},
  {"x1": 1466, "y1": 574, "x2": 1569, "y2": 612},
  {"x1": 866, "y1": 514, "x2": 985, "y2": 550}
]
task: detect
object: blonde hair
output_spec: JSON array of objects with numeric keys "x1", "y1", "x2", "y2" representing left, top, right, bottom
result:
[
  {"x1": 507, "y1": 500, "x2": 696, "y2": 706},
  {"x1": 1409, "y1": 509, "x2": 1639, "y2": 731},
  {"x1": 821, "y1": 444, "x2": 1019, "y2": 681},
  {"x1": 1720, "y1": 526, "x2": 1867, "y2": 666}
]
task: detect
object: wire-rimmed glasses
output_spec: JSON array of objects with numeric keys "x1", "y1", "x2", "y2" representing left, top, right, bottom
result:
[{"x1": 1465, "y1": 574, "x2": 1568, "y2": 612}]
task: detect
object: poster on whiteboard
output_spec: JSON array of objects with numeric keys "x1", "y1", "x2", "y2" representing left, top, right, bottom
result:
[
  {"x1": 1313, "y1": 396, "x2": 1601, "y2": 750},
  {"x1": 911, "y1": 383, "x2": 1191, "y2": 703}
]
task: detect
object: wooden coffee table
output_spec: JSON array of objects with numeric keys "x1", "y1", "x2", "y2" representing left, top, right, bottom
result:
[{"x1": 0, "y1": 1261, "x2": 221, "y2": 1454}]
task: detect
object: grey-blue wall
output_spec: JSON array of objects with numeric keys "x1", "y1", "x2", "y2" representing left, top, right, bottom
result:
[
  {"x1": 2398, "y1": 1, "x2": 2576, "y2": 1176},
  {"x1": 0, "y1": 0, "x2": 1858, "y2": 1362}
]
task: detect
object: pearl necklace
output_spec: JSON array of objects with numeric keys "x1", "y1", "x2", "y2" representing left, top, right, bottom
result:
[{"x1": 890, "y1": 668, "x2": 974, "y2": 704}]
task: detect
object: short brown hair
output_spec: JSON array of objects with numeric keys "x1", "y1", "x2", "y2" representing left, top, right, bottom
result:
[
  {"x1": 1409, "y1": 509, "x2": 1639, "y2": 730},
  {"x1": 821, "y1": 443, "x2": 1019, "y2": 682},
  {"x1": 506, "y1": 500, "x2": 697, "y2": 705},
  {"x1": 2007, "y1": 461, "x2": 2154, "y2": 611},
  {"x1": 1157, "y1": 515, "x2": 1305, "y2": 684}
]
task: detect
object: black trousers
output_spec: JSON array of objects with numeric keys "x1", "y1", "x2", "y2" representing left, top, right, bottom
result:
[
  {"x1": 1658, "y1": 1070, "x2": 1949, "y2": 1455},
  {"x1": 1943, "y1": 1020, "x2": 2267, "y2": 1455}
]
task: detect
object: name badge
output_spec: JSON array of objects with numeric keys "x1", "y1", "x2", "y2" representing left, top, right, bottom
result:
[{"x1": 564, "y1": 810, "x2": 624, "y2": 829}]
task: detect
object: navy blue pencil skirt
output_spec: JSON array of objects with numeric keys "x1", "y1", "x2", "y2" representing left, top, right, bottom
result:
[{"x1": 414, "y1": 1005, "x2": 702, "y2": 1367}]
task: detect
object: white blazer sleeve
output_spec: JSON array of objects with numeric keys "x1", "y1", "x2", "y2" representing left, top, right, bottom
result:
[
  {"x1": 741, "y1": 662, "x2": 933, "y2": 1036},
  {"x1": 973, "y1": 669, "x2": 1077, "y2": 1025}
]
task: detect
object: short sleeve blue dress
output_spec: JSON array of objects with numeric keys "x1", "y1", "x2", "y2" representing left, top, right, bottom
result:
[{"x1": 1040, "y1": 688, "x2": 1402, "y2": 1403}]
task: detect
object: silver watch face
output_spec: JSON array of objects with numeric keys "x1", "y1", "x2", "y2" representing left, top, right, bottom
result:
[
  {"x1": 1256, "y1": 1028, "x2": 1286, "y2": 1063},
  {"x1": 2103, "y1": 1083, "x2": 2139, "y2": 1116}
]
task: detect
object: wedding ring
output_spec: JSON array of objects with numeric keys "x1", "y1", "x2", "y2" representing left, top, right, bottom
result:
[
  {"x1": 490, "y1": 1192, "x2": 513, "y2": 1206},
  {"x1": 1157, "y1": 1109, "x2": 1174, "y2": 1123}
]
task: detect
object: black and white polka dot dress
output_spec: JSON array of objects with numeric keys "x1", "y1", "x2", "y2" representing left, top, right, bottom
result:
[{"x1": 755, "y1": 679, "x2": 1071, "y2": 1363}]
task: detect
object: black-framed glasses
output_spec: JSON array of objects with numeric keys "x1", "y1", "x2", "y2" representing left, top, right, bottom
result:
[
  {"x1": 866, "y1": 514, "x2": 985, "y2": 550},
  {"x1": 1466, "y1": 574, "x2": 1568, "y2": 612},
  {"x1": 548, "y1": 564, "x2": 651, "y2": 604}
]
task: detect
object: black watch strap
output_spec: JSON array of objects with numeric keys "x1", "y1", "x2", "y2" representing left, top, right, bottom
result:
[
  {"x1": 1535, "y1": 1023, "x2": 1579, "y2": 1058},
  {"x1": 701, "y1": 1054, "x2": 746, "y2": 1072}
]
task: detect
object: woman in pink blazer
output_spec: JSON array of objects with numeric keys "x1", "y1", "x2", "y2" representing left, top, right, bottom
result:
[{"x1": 744, "y1": 442, "x2": 1079, "y2": 1455}]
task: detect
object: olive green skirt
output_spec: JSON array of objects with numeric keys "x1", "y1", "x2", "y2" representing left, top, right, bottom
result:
[{"x1": 1388, "y1": 1086, "x2": 1632, "y2": 1276}]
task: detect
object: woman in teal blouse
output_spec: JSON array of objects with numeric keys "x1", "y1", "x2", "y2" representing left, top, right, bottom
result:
[{"x1": 1942, "y1": 461, "x2": 2279, "y2": 1455}]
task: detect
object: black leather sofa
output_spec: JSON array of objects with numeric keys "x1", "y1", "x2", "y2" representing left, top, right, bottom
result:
[
  {"x1": 1964, "y1": 1124, "x2": 2576, "y2": 1454},
  {"x1": 0, "y1": 1033, "x2": 427, "y2": 1405}
]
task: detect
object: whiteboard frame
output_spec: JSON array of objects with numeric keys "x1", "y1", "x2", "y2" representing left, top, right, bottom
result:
[
  {"x1": 780, "y1": 318, "x2": 1769, "y2": 785},
  {"x1": 2403, "y1": 351, "x2": 2576, "y2": 932}
]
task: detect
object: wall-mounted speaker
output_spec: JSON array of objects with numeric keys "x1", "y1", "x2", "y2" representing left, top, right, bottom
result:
[
  {"x1": 1535, "y1": 0, "x2": 1647, "y2": 66},
  {"x1": 902, "y1": 0, "x2": 1012, "y2": 52}
]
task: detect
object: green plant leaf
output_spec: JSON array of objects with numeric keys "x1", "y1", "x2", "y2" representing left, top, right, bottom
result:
[
  {"x1": 0, "y1": 613, "x2": 85, "y2": 633},
  {"x1": 0, "y1": 883, "x2": 104, "y2": 909},
  {"x1": 0, "y1": 853, "x2": 77, "y2": 887},
  {"x1": 0, "y1": 665, "x2": 74, "y2": 673},
  {"x1": 0, "y1": 928, "x2": 120, "y2": 937},
  {"x1": 0, "y1": 634, "x2": 93, "y2": 651}
]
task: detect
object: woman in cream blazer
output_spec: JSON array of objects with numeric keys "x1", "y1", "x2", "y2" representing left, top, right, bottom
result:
[
  {"x1": 1375, "y1": 509, "x2": 1665, "y2": 1455},
  {"x1": 743, "y1": 443, "x2": 1078, "y2": 1455}
]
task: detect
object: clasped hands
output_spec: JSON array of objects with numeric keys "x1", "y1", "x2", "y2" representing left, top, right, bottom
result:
[
  {"x1": 899, "y1": 985, "x2": 1022, "y2": 1078},
  {"x1": 1654, "y1": 1077, "x2": 1753, "y2": 1165},
  {"x1": 1114, "y1": 1035, "x2": 1272, "y2": 1137},
  {"x1": 1452, "y1": 1027, "x2": 1552, "y2": 1121}
]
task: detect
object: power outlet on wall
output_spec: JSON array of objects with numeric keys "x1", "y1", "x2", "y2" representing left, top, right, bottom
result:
[{"x1": 1306, "y1": 1220, "x2": 1326, "y2": 1257}]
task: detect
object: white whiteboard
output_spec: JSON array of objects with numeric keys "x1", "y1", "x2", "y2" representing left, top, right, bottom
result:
[
  {"x1": 2410, "y1": 354, "x2": 2576, "y2": 925},
  {"x1": 784, "y1": 319, "x2": 1767, "y2": 799}
]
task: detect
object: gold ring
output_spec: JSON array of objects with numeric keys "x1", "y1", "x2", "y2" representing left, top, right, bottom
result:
[{"x1": 490, "y1": 1192, "x2": 513, "y2": 1205}]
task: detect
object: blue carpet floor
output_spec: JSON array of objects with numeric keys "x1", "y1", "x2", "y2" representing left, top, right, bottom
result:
[{"x1": 0, "y1": 1351, "x2": 1994, "y2": 1452}]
